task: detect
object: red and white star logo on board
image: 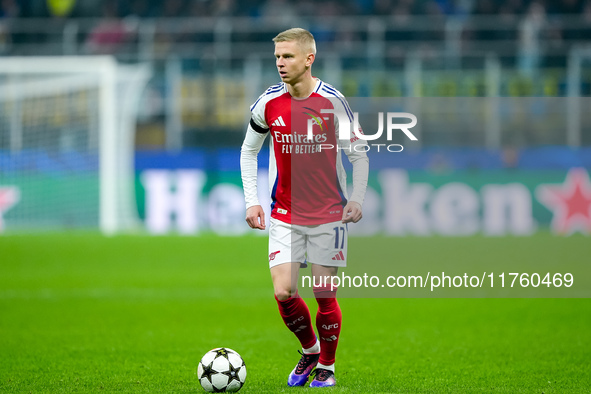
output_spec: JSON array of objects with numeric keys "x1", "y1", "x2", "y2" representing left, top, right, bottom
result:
[
  {"x1": 535, "y1": 168, "x2": 591, "y2": 235},
  {"x1": 0, "y1": 186, "x2": 20, "y2": 232}
]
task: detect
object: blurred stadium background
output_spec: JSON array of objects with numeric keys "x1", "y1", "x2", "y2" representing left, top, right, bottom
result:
[
  {"x1": 0, "y1": 0, "x2": 590, "y2": 235},
  {"x1": 1, "y1": 2, "x2": 591, "y2": 393}
]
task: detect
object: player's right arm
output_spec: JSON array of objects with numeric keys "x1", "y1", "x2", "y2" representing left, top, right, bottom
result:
[{"x1": 240, "y1": 115, "x2": 269, "y2": 230}]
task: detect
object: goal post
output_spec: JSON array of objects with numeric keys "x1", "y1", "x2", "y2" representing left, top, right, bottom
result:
[{"x1": 0, "y1": 56, "x2": 151, "y2": 234}]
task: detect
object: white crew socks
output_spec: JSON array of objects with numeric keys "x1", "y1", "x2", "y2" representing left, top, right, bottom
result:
[
  {"x1": 316, "y1": 362, "x2": 335, "y2": 372},
  {"x1": 303, "y1": 339, "x2": 320, "y2": 354}
]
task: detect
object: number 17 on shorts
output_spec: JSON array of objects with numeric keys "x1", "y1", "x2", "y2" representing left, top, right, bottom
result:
[
  {"x1": 304, "y1": 220, "x2": 348, "y2": 268},
  {"x1": 268, "y1": 219, "x2": 348, "y2": 268}
]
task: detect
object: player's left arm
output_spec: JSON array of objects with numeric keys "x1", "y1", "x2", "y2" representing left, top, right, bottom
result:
[{"x1": 340, "y1": 125, "x2": 369, "y2": 224}]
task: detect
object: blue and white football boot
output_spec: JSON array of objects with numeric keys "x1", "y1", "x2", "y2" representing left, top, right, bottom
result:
[
  {"x1": 287, "y1": 350, "x2": 320, "y2": 387},
  {"x1": 309, "y1": 368, "x2": 336, "y2": 388}
]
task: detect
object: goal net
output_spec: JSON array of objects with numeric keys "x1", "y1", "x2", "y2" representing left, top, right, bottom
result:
[{"x1": 0, "y1": 57, "x2": 151, "y2": 234}]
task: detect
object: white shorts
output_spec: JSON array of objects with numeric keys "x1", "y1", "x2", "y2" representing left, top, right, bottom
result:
[{"x1": 268, "y1": 218, "x2": 348, "y2": 268}]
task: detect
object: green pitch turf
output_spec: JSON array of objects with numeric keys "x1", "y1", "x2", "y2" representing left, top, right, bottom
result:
[{"x1": 0, "y1": 234, "x2": 589, "y2": 393}]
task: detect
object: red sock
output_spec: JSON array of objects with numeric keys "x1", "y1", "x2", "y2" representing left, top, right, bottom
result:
[
  {"x1": 275, "y1": 292, "x2": 317, "y2": 350},
  {"x1": 314, "y1": 286, "x2": 342, "y2": 365}
]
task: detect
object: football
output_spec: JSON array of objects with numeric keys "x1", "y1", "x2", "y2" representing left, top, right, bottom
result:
[{"x1": 197, "y1": 348, "x2": 247, "y2": 392}]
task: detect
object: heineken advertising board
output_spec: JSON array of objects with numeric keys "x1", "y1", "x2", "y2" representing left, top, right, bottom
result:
[
  {"x1": 2, "y1": 149, "x2": 590, "y2": 235},
  {"x1": 137, "y1": 168, "x2": 591, "y2": 236}
]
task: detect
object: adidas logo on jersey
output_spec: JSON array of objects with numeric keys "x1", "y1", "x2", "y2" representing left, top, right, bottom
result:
[
  {"x1": 332, "y1": 251, "x2": 345, "y2": 261},
  {"x1": 271, "y1": 116, "x2": 286, "y2": 127}
]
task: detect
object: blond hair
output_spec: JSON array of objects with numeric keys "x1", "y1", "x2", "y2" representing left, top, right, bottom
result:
[{"x1": 273, "y1": 28, "x2": 316, "y2": 55}]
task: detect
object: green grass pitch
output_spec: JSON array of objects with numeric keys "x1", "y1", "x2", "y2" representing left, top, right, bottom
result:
[{"x1": 1, "y1": 234, "x2": 589, "y2": 393}]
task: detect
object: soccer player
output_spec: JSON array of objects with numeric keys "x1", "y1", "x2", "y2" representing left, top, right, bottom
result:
[{"x1": 240, "y1": 28, "x2": 369, "y2": 388}]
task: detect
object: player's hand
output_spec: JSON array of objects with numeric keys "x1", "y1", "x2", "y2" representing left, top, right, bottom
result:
[
  {"x1": 245, "y1": 205, "x2": 266, "y2": 230},
  {"x1": 342, "y1": 201, "x2": 362, "y2": 224}
]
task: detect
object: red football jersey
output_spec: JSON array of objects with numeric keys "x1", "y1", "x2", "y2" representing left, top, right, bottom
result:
[{"x1": 247, "y1": 79, "x2": 366, "y2": 225}]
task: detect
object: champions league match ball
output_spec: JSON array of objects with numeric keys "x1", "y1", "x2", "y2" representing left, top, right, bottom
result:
[{"x1": 197, "y1": 348, "x2": 247, "y2": 392}]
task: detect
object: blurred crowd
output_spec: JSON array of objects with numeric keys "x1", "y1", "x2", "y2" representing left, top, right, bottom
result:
[
  {"x1": 2, "y1": 0, "x2": 591, "y2": 72},
  {"x1": 0, "y1": 0, "x2": 590, "y2": 19}
]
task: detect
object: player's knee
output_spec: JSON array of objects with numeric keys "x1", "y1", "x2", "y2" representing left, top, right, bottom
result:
[{"x1": 275, "y1": 287, "x2": 295, "y2": 301}]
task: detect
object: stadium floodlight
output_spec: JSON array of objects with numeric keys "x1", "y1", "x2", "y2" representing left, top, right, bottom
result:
[{"x1": 0, "y1": 56, "x2": 151, "y2": 234}]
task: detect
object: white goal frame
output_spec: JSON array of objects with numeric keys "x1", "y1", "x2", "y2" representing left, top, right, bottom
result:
[{"x1": 0, "y1": 56, "x2": 150, "y2": 234}]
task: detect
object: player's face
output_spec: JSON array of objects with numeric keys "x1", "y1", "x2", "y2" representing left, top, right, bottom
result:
[{"x1": 274, "y1": 41, "x2": 313, "y2": 84}]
